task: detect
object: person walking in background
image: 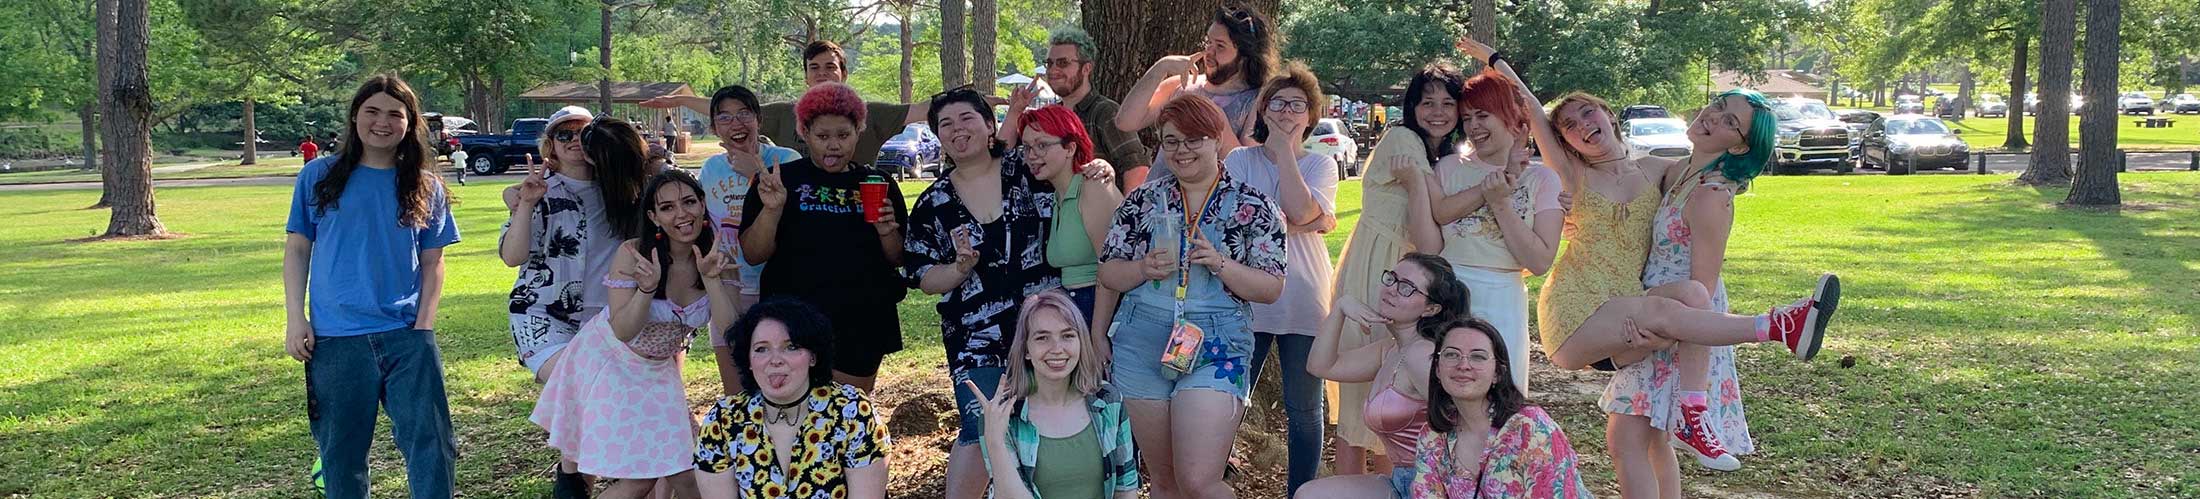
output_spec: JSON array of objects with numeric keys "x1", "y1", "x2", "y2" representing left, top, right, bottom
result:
[{"x1": 300, "y1": 135, "x2": 321, "y2": 163}]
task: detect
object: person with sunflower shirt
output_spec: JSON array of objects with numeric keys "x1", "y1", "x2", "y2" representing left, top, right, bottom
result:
[{"x1": 694, "y1": 299, "x2": 889, "y2": 499}]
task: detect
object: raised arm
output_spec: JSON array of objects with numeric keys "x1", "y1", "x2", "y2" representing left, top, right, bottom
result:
[
  {"x1": 1459, "y1": 37, "x2": 1577, "y2": 181},
  {"x1": 1115, "y1": 55, "x2": 1197, "y2": 133},
  {"x1": 1307, "y1": 295, "x2": 1395, "y2": 383}
]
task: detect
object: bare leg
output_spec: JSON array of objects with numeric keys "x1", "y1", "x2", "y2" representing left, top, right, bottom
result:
[
  {"x1": 1647, "y1": 282, "x2": 1716, "y2": 394},
  {"x1": 1332, "y1": 438, "x2": 1369, "y2": 475},
  {"x1": 1292, "y1": 474, "x2": 1395, "y2": 499},
  {"x1": 597, "y1": 477, "x2": 655, "y2": 499},
  {"x1": 944, "y1": 443, "x2": 990, "y2": 499},
  {"x1": 1607, "y1": 414, "x2": 1664, "y2": 499},
  {"x1": 1172, "y1": 390, "x2": 1243, "y2": 499},
  {"x1": 833, "y1": 371, "x2": 877, "y2": 392},
  {"x1": 1650, "y1": 441, "x2": 1683, "y2": 499},
  {"x1": 713, "y1": 347, "x2": 740, "y2": 397},
  {"x1": 1127, "y1": 400, "x2": 1181, "y2": 499},
  {"x1": 1551, "y1": 297, "x2": 1756, "y2": 370}
]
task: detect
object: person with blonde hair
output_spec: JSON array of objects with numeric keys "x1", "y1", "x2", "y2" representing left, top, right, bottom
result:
[{"x1": 965, "y1": 290, "x2": 1141, "y2": 499}]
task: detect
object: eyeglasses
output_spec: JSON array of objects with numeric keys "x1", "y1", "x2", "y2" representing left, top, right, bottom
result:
[
  {"x1": 1380, "y1": 269, "x2": 1423, "y2": 298},
  {"x1": 1017, "y1": 138, "x2": 1066, "y2": 156},
  {"x1": 1159, "y1": 136, "x2": 1212, "y2": 152},
  {"x1": 1044, "y1": 58, "x2": 1086, "y2": 70},
  {"x1": 1266, "y1": 99, "x2": 1309, "y2": 113},
  {"x1": 1436, "y1": 348, "x2": 1494, "y2": 367},
  {"x1": 712, "y1": 110, "x2": 758, "y2": 124}
]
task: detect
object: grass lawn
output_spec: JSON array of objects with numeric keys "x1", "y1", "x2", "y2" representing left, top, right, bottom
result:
[
  {"x1": 1940, "y1": 113, "x2": 2200, "y2": 151},
  {"x1": 2, "y1": 174, "x2": 2197, "y2": 497}
]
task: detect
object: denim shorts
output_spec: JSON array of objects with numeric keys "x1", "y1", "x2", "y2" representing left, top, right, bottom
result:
[
  {"x1": 1388, "y1": 465, "x2": 1414, "y2": 498},
  {"x1": 1107, "y1": 301, "x2": 1253, "y2": 402},
  {"x1": 951, "y1": 366, "x2": 1006, "y2": 446}
]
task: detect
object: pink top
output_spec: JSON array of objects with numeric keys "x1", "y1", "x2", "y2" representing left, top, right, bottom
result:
[
  {"x1": 602, "y1": 278, "x2": 711, "y2": 361},
  {"x1": 1363, "y1": 349, "x2": 1430, "y2": 468}
]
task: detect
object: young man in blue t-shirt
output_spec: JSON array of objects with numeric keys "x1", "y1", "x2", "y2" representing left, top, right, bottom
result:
[
  {"x1": 696, "y1": 84, "x2": 801, "y2": 395},
  {"x1": 283, "y1": 75, "x2": 462, "y2": 499}
]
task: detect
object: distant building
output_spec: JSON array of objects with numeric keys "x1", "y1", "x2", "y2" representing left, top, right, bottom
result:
[{"x1": 1710, "y1": 70, "x2": 1830, "y2": 102}]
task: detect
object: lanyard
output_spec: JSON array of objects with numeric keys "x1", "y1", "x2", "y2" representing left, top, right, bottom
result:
[{"x1": 1174, "y1": 179, "x2": 1224, "y2": 302}]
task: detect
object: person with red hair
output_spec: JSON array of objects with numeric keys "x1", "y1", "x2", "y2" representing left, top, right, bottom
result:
[
  {"x1": 1401, "y1": 66, "x2": 1565, "y2": 398},
  {"x1": 740, "y1": 82, "x2": 910, "y2": 392},
  {"x1": 1097, "y1": 94, "x2": 1285, "y2": 499},
  {"x1": 1016, "y1": 104, "x2": 1127, "y2": 341}
]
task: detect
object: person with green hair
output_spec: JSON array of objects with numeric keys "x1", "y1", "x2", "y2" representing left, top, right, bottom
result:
[{"x1": 1454, "y1": 35, "x2": 1848, "y2": 492}]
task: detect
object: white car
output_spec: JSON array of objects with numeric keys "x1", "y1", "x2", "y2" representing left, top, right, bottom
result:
[
  {"x1": 1304, "y1": 118, "x2": 1359, "y2": 179},
  {"x1": 1623, "y1": 118, "x2": 1691, "y2": 159},
  {"x1": 1974, "y1": 94, "x2": 2009, "y2": 118},
  {"x1": 2022, "y1": 93, "x2": 2086, "y2": 115},
  {"x1": 2118, "y1": 92, "x2": 2155, "y2": 115},
  {"x1": 2172, "y1": 93, "x2": 2200, "y2": 114}
]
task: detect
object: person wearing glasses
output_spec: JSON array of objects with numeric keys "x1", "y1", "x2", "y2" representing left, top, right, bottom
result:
[
  {"x1": 1116, "y1": 5, "x2": 1280, "y2": 178},
  {"x1": 1097, "y1": 94, "x2": 1285, "y2": 499},
  {"x1": 997, "y1": 25, "x2": 1154, "y2": 189},
  {"x1": 1408, "y1": 316, "x2": 1589, "y2": 499},
  {"x1": 902, "y1": 86, "x2": 1070, "y2": 499},
  {"x1": 1299, "y1": 254, "x2": 1467, "y2": 498},
  {"x1": 499, "y1": 112, "x2": 653, "y2": 497},
  {"x1": 1220, "y1": 63, "x2": 1339, "y2": 497},
  {"x1": 698, "y1": 85, "x2": 803, "y2": 396}
]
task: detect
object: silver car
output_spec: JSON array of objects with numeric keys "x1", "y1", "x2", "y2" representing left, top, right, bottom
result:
[{"x1": 1623, "y1": 118, "x2": 1691, "y2": 159}]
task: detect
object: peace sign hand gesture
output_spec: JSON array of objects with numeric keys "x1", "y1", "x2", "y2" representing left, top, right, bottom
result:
[
  {"x1": 517, "y1": 159, "x2": 549, "y2": 207},
  {"x1": 952, "y1": 226, "x2": 981, "y2": 274},
  {"x1": 756, "y1": 165, "x2": 788, "y2": 210},
  {"x1": 626, "y1": 245, "x2": 662, "y2": 293},
  {"x1": 960, "y1": 375, "x2": 1018, "y2": 442}
]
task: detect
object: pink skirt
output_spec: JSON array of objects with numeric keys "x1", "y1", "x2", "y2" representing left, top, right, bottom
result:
[{"x1": 529, "y1": 315, "x2": 696, "y2": 479}]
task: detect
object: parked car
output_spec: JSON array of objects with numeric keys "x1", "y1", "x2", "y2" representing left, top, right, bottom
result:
[
  {"x1": 1618, "y1": 105, "x2": 1671, "y2": 124},
  {"x1": 2171, "y1": 93, "x2": 2200, "y2": 114},
  {"x1": 1973, "y1": 94, "x2": 2009, "y2": 118},
  {"x1": 1622, "y1": 117, "x2": 1691, "y2": 159},
  {"x1": 878, "y1": 123, "x2": 942, "y2": 179},
  {"x1": 456, "y1": 118, "x2": 548, "y2": 175},
  {"x1": 1770, "y1": 97, "x2": 1853, "y2": 172},
  {"x1": 1835, "y1": 109, "x2": 1882, "y2": 167},
  {"x1": 2118, "y1": 92, "x2": 2156, "y2": 115},
  {"x1": 1894, "y1": 95, "x2": 1925, "y2": 115},
  {"x1": 2022, "y1": 93, "x2": 2086, "y2": 115},
  {"x1": 1305, "y1": 118, "x2": 1360, "y2": 179},
  {"x1": 1860, "y1": 116, "x2": 1969, "y2": 175}
]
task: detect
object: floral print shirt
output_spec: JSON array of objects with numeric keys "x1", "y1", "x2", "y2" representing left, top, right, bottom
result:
[
  {"x1": 903, "y1": 150, "x2": 1063, "y2": 373},
  {"x1": 1410, "y1": 406, "x2": 1590, "y2": 499},
  {"x1": 694, "y1": 383, "x2": 888, "y2": 499},
  {"x1": 1099, "y1": 169, "x2": 1287, "y2": 314}
]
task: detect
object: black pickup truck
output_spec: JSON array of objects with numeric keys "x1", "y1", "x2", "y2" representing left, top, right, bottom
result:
[{"x1": 456, "y1": 118, "x2": 548, "y2": 175}]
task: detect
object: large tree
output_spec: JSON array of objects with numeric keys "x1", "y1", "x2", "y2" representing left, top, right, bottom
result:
[
  {"x1": 941, "y1": 0, "x2": 969, "y2": 89},
  {"x1": 972, "y1": 0, "x2": 998, "y2": 94},
  {"x1": 1281, "y1": 1, "x2": 1457, "y2": 101},
  {"x1": 2020, "y1": 0, "x2": 2077, "y2": 186},
  {"x1": 180, "y1": 0, "x2": 330, "y2": 166},
  {"x1": 1082, "y1": 0, "x2": 1258, "y2": 111},
  {"x1": 101, "y1": 0, "x2": 163, "y2": 237},
  {"x1": 2065, "y1": 0, "x2": 2121, "y2": 207}
]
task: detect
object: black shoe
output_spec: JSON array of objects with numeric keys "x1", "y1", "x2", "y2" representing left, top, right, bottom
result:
[{"x1": 551, "y1": 469, "x2": 590, "y2": 499}]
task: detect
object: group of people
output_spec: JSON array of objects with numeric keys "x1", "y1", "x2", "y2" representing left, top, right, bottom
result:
[{"x1": 280, "y1": 5, "x2": 1847, "y2": 499}]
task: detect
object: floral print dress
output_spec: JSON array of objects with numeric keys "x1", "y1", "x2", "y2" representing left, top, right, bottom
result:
[
  {"x1": 1598, "y1": 168, "x2": 1754, "y2": 453},
  {"x1": 1408, "y1": 406, "x2": 1591, "y2": 498}
]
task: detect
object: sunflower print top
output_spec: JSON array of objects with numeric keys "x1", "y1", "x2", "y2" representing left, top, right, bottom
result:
[{"x1": 694, "y1": 383, "x2": 888, "y2": 498}]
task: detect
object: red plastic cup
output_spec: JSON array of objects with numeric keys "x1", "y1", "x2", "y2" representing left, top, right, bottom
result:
[{"x1": 860, "y1": 176, "x2": 889, "y2": 222}]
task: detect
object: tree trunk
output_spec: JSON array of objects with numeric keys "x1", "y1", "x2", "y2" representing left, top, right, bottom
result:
[
  {"x1": 241, "y1": 91, "x2": 258, "y2": 165},
  {"x1": 93, "y1": 0, "x2": 117, "y2": 209},
  {"x1": 898, "y1": 3, "x2": 914, "y2": 103},
  {"x1": 1082, "y1": 0, "x2": 1240, "y2": 114},
  {"x1": 79, "y1": 103, "x2": 99, "y2": 172},
  {"x1": 941, "y1": 0, "x2": 969, "y2": 89},
  {"x1": 1470, "y1": 0, "x2": 1496, "y2": 52},
  {"x1": 1871, "y1": 82, "x2": 1885, "y2": 107},
  {"x1": 490, "y1": 75, "x2": 507, "y2": 130},
  {"x1": 972, "y1": 0, "x2": 998, "y2": 95},
  {"x1": 1955, "y1": 63, "x2": 1974, "y2": 118},
  {"x1": 2003, "y1": 32, "x2": 2030, "y2": 150},
  {"x1": 2022, "y1": 0, "x2": 2077, "y2": 186},
  {"x1": 599, "y1": 4, "x2": 614, "y2": 113},
  {"x1": 103, "y1": 0, "x2": 164, "y2": 237},
  {"x1": 2065, "y1": 0, "x2": 2121, "y2": 207},
  {"x1": 2175, "y1": 55, "x2": 2190, "y2": 96}
]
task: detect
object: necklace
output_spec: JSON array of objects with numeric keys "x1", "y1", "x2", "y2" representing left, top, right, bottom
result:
[{"x1": 764, "y1": 396, "x2": 804, "y2": 426}]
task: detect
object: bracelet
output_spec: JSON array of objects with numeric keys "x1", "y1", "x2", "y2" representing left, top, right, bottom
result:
[{"x1": 636, "y1": 286, "x2": 658, "y2": 294}]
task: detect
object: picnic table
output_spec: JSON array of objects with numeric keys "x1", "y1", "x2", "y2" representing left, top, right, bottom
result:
[{"x1": 2134, "y1": 117, "x2": 2175, "y2": 128}]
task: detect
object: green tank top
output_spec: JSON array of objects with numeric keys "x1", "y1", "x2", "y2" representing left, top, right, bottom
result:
[
  {"x1": 1046, "y1": 175, "x2": 1100, "y2": 287},
  {"x1": 1031, "y1": 422, "x2": 1107, "y2": 499}
]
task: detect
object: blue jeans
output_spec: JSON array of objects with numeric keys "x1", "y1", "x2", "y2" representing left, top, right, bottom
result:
[
  {"x1": 306, "y1": 328, "x2": 456, "y2": 499},
  {"x1": 1248, "y1": 332, "x2": 1325, "y2": 498},
  {"x1": 951, "y1": 366, "x2": 1006, "y2": 446}
]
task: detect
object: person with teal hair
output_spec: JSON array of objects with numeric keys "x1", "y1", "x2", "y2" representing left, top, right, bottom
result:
[
  {"x1": 1693, "y1": 88, "x2": 1777, "y2": 190},
  {"x1": 1457, "y1": 34, "x2": 1849, "y2": 496}
]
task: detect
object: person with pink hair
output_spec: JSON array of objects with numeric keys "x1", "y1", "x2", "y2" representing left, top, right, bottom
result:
[{"x1": 739, "y1": 83, "x2": 910, "y2": 392}]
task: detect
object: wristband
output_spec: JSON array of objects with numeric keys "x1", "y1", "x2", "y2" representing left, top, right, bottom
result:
[{"x1": 1488, "y1": 52, "x2": 1507, "y2": 66}]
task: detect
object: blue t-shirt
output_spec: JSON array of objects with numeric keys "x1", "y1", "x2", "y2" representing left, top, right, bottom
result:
[
  {"x1": 699, "y1": 145, "x2": 801, "y2": 294},
  {"x1": 285, "y1": 157, "x2": 462, "y2": 337}
]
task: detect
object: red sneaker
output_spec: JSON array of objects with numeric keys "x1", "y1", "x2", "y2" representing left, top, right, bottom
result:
[
  {"x1": 1766, "y1": 273, "x2": 1840, "y2": 361},
  {"x1": 1669, "y1": 403, "x2": 1741, "y2": 472}
]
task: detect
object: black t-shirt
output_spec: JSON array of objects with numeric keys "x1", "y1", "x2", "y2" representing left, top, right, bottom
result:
[{"x1": 741, "y1": 158, "x2": 911, "y2": 353}]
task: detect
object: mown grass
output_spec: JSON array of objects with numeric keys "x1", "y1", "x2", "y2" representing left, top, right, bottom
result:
[{"x1": 1, "y1": 173, "x2": 2195, "y2": 497}]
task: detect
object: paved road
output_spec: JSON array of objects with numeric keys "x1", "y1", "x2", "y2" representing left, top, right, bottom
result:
[{"x1": 0, "y1": 176, "x2": 300, "y2": 192}]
